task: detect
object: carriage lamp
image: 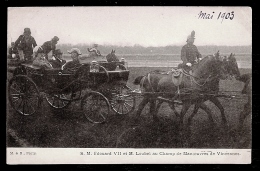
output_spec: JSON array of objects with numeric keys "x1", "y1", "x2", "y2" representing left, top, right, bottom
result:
[{"x1": 90, "y1": 60, "x2": 99, "y2": 72}]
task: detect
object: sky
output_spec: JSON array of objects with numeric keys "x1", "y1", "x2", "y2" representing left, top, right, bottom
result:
[{"x1": 7, "y1": 7, "x2": 252, "y2": 47}]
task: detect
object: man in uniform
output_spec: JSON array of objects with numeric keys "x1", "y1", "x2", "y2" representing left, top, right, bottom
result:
[
  {"x1": 41, "y1": 36, "x2": 59, "y2": 60},
  {"x1": 14, "y1": 28, "x2": 37, "y2": 62},
  {"x1": 179, "y1": 30, "x2": 202, "y2": 71}
]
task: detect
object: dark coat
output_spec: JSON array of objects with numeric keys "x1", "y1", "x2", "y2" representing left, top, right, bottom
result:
[
  {"x1": 62, "y1": 60, "x2": 81, "y2": 71},
  {"x1": 14, "y1": 35, "x2": 37, "y2": 57},
  {"x1": 49, "y1": 59, "x2": 66, "y2": 68},
  {"x1": 41, "y1": 41, "x2": 56, "y2": 58},
  {"x1": 181, "y1": 44, "x2": 202, "y2": 64}
]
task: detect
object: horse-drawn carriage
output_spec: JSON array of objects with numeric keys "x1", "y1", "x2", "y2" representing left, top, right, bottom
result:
[{"x1": 7, "y1": 52, "x2": 135, "y2": 124}]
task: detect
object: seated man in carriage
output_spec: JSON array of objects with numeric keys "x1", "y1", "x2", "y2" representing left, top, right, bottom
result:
[
  {"x1": 62, "y1": 48, "x2": 82, "y2": 71},
  {"x1": 49, "y1": 49, "x2": 66, "y2": 68},
  {"x1": 178, "y1": 30, "x2": 202, "y2": 72}
]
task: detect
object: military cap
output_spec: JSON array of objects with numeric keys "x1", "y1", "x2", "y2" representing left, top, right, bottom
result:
[
  {"x1": 52, "y1": 36, "x2": 59, "y2": 42},
  {"x1": 24, "y1": 28, "x2": 31, "y2": 34}
]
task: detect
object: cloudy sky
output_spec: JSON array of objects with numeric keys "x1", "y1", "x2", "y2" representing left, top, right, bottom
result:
[{"x1": 7, "y1": 7, "x2": 251, "y2": 47}]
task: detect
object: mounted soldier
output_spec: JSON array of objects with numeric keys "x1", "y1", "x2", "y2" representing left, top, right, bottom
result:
[
  {"x1": 87, "y1": 44, "x2": 101, "y2": 57},
  {"x1": 178, "y1": 30, "x2": 202, "y2": 72}
]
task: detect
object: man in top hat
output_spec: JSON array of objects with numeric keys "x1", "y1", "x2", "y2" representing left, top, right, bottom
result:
[
  {"x1": 49, "y1": 49, "x2": 66, "y2": 68},
  {"x1": 87, "y1": 44, "x2": 101, "y2": 56},
  {"x1": 62, "y1": 48, "x2": 82, "y2": 71},
  {"x1": 179, "y1": 30, "x2": 202, "y2": 71},
  {"x1": 14, "y1": 28, "x2": 37, "y2": 62},
  {"x1": 40, "y1": 36, "x2": 59, "y2": 60},
  {"x1": 8, "y1": 42, "x2": 18, "y2": 59}
]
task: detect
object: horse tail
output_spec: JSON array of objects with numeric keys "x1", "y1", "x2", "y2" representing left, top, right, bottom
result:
[{"x1": 133, "y1": 75, "x2": 145, "y2": 85}]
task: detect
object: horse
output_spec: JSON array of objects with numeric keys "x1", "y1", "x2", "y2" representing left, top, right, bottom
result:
[
  {"x1": 236, "y1": 73, "x2": 252, "y2": 126},
  {"x1": 220, "y1": 53, "x2": 251, "y2": 127},
  {"x1": 106, "y1": 49, "x2": 120, "y2": 62},
  {"x1": 133, "y1": 52, "x2": 239, "y2": 129},
  {"x1": 105, "y1": 50, "x2": 122, "y2": 71}
]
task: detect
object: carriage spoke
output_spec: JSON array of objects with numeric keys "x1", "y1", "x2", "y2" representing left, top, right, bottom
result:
[
  {"x1": 124, "y1": 98, "x2": 134, "y2": 101},
  {"x1": 50, "y1": 97, "x2": 55, "y2": 106},
  {"x1": 10, "y1": 86, "x2": 21, "y2": 93},
  {"x1": 12, "y1": 96, "x2": 20, "y2": 103},
  {"x1": 116, "y1": 103, "x2": 121, "y2": 113},
  {"x1": 121, "y1": 103, "x2": 124, "y2": 114},
  {"x1": 22, "y1": 99, "x2": 25, "y2": 115},
  {"x1": 124, "y1": 101, "x2": 133, "y2": 108},
  {"x1": 16, "y1": 98, "x2": 23, "y2": 111},
  {"x1": 26, "y1": 98, "x2": 36, "y2": 114},
  {"x1": 57, "y1": 95, "x2": 60, "y2": 108},
  {"x1": 24, "y1": 98, "x2": 31, "y2": 115},
  {"x1": 123, "y1": 103, "x2": 130, "y2": 113}
]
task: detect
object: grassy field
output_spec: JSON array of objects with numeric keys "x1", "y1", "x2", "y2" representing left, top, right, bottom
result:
[{"x1": 6, "y1": 67, "x2": 251, "y2": 148}]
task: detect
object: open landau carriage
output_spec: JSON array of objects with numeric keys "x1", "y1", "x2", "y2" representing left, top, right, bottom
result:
[{"x1": 8, "y1": 52, "x2": 135, "y2": 124}]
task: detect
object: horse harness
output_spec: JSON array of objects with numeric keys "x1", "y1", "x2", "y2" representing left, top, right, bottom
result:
[{"x1": 140, "y1": 68, "x2": 220, "y2": 97}]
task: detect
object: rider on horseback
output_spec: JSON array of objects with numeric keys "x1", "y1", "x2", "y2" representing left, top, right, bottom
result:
[
  {"x1": 87, "y1": 44, "x2": 101, "y2": 56},
  {"x1": 179, "y1": 30, "x2": 202, "y2": 72}
]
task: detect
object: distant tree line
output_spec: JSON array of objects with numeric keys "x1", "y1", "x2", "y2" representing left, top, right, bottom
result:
[
  {"x1": 56, "y1": 44, "x2": 251, "y2": 55},
  {"x1": 7, "y1": 43, "x2": 251, "y2": 55}
]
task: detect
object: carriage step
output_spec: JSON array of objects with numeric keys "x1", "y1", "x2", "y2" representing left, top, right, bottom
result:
[{"x1": 157, "y1": 96, "x2": 183, "y2": 105}]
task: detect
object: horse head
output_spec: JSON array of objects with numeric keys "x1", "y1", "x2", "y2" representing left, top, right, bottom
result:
[
  {"x1": 224, "y1": 53, "x2": 240, "y2": 79},
  {"x1": 106, "y1": 49, "x2": 119, "y2": 62},
  {"x1": 194, "y1": 51, "x2": 229, "y2": 81}
]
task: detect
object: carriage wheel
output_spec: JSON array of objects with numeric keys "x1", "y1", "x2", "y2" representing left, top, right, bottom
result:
[
  {"x1": 45, "y1": 92, "x2": 72, "y2": 109},
  {"x1": 110, "y1": 85, "x2": 136, "y2": 115},
  {"x1": 81, "y1": 91, "x2": 110, "y2": 124},
  {"x1": 8, "y1": 75, "x2": 40, "y2": 116}
]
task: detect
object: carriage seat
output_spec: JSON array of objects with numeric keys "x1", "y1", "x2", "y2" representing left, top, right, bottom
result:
[
  {"x1": 21, "y1": 63, "x2": 63, "y2": 75},
  {"x1": 79, "y1": 55, "x2": 107, "y2": 64},
  {"x1": 21, "y1": 63, "x2": 42, "y2": 70}
]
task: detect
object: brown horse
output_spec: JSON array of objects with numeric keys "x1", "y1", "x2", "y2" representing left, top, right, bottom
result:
[
  {"x1": 221, "y1": 53, "x2": 251, "y2": 126},
  {"x1": 133, "y1": 52, "x2": 239, "y2": 129},
  {"x1": 237, "y1": 73, "x2": 252, "y2": 126}
]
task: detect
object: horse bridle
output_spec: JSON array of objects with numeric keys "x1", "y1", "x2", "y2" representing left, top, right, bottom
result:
[{"x1": 181, "y1": 66, "x2": 221, "y2": 87}]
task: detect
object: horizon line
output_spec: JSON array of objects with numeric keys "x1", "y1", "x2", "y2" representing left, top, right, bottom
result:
[{"x1": 55, "y1": 44, "x2": 252, "y2": 47}]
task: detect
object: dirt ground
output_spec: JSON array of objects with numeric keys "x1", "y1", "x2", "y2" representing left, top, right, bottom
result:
[{"x1": 6, "y1": 67, "x2": 251, "y2": 148}]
